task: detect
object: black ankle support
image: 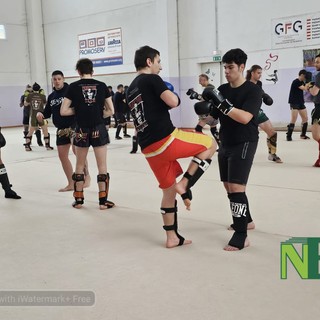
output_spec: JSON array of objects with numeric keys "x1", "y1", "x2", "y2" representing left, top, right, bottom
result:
[{"x1": 161, "y1": 203, "x2": 185, "y2": 246}]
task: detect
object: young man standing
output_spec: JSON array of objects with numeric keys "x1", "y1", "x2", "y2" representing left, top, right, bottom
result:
[
  {"x1": 246, "y1": 65, "x2": 282, "y2": 163},
  {"x1": 60, "y1": 59, "x2": 115, "y2": 210},
  {"x1": 36, "y1": 70, "x2": 91, "y2": 192},
  {"x1": 127, "y1": 45, "x2": 215, "y2": 248},
  {"x1": 200, "y1": 48, "x2": 261, "y2": 251},
  {"x1": 24, "y1": 83, "x2": 53, "y2": 151},
  {"x1": 308, "y1": 54, "x2": 320, "y2": 166},
  {"x1": 287, "y1": 70, "x2": 311, "y2": 141}
]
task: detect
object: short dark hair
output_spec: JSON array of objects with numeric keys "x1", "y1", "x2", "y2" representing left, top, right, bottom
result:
[
  {"x1": 199, "y1": 74, "x2": 209, "y2": 80},
  {"x1": 316, "y1": 54, "x2": 320, "y2": 59},
  {"x1": 246, "y1": 64, "x2": 262, "y2": 81},
  {"x1": 117, "y1": 84, "x2": 123, "y2": 90},
  {"x1": 76, "y1": 58, "x2": 93, "y2": 75},
  {"x1": 134, "y1": 45, "x2": 160, "y2": 71},
  {"x1": 52, "y1": 70, "x2": 64, "y2": 77},
  {"x1": 222, "y1": 48, "x2": 248, "y2": 67},
  {"x1": 32, "y1": 82, "x2": 41, "y2": 91},
  {"x1": 299, "y1": 69, "x2": 307, "y2": 76}
]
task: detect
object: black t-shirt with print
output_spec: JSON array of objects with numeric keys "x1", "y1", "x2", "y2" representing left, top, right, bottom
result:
[
  {"x1": 65, "y1": 78, "x2": 110, "y2": 128},
  {"x1": 44, "y1": 83, "x2": 75, "y2": 129},
  {"x1": 127, "y1": 73, "x2": 175, "y2": 150},
  {"x1": 288, "y1": 78, "x2": 305, "y2": 105},
  {"x1": 210, "y1": 81, "x2": 262, "y2": 146}
]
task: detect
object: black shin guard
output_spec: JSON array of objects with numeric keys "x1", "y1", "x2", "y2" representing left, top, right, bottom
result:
[
  {"x1": 97, "y1": 173, "x2": 115, "y2": 208},
  {"x1": 286, "y1": 123, "x2": 294, "y2": 140},
  {"x1": 44, "y1": 133, "x2": 53, "y2": 150},
  {"x1": 0, "y1": 164, "x2": 21, "y2": 199},
  {"x1": 72, "y1": 173, "x2": 85, "y2": 207},
  {"x1": 35, "y1": 129, "x2": 43, "y2": 146},
  {"x1": 228, "y1": 192, "x2": 248, "y2": 249},
  {"x1": 267, "y1": 132, "x2": 277, "y2": 154},
  {"x1": 130, "y1": 136, "x2": 138, "y2": 153},
  {"x1": 181, "y1": 157, "x2": 212, "y2": 201},
  {"x1": 115, "y1": 125, "x2": 122, "y2": 138},
  {"x1": 161, "y1": 202, "x2": 185, "y2": 246},
  {"x1": 24, "y1": 136, "x2": 32, "y2": 151},
  {"x1": 301, "y1": 122, "x2": 308, "y2": 137}
]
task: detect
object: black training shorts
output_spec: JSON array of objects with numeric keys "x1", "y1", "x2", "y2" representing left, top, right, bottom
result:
[{"x1": 218, "y1": 141, "x2": 258, "y2": 185}]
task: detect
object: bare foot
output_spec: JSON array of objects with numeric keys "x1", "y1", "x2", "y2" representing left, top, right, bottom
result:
[
  {"x1": 83, "y1": 175, "x2": 91, "y2": 188},
  {"x1": 223, "y1": 237, "x2": 250, "y2": 251},
  {"x1": 166, "y1": 237, "x2": 192, "y2": 248},
  {"x1": 227, "y1": 221, "x2": 255, "y2": 231},
  {"x1": 59, "y1": 185, "x2": 73, "y2": 192},
  {"x1": 175, "y1": 181, "x2": 191, "y2": 211}
]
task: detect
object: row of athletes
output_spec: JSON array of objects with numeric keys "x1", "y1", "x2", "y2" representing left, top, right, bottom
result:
[{"x1": 5, "y1": 50, "x2": 320, "y2": 252}]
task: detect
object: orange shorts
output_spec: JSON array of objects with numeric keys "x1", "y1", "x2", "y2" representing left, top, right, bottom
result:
[{"x1": 142, "y1": 128, "x2": 213, "y2": 189}]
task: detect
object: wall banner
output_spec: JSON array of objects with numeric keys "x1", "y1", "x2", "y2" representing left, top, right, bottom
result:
[
  {"x1": 272, "y1": 12, "x2": 320, "y2": 49},
  {"x1": 78, "y1": 28, "x2": 123, "y2": 67}
]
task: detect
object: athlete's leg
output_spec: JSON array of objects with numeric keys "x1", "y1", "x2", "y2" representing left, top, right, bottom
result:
[
  {"x1": 57, "y1": 143, "x2": 74, "y2": 192},
  {"x1": 161, "y1": 184, "x2": 192, "y2": 248}
]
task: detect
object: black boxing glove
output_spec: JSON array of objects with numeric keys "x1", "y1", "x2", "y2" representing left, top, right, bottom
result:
[
  {"x1": 186, "y1": 88, "x2": 202, "y2": 100},
  {"x1": 194, "y1": 101, "x2": 213, "y2": 115},
  {"x1": 202, "y1": 87, "x2": 234, "y2": 115},
  {"x1": 262, "y1": 92, "x2": 273, "y2": 106}
]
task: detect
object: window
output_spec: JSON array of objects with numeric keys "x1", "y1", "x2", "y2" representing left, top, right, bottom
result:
[{"x1": 0, "y1": 25, "x2": 6, "y2": 39}]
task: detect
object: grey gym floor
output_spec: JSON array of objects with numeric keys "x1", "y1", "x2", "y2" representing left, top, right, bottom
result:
[{"x1": 0, "y1": 126, "x2": 318, "y2": 320}]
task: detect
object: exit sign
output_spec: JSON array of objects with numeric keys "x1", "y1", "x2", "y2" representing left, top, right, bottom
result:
[{"x1": 213, "y1": 55, "x2": 221, "y2": 62}]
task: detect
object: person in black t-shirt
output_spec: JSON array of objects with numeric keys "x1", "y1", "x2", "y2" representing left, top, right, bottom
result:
[
  {"x1": 37, "y1": 70, "x2": 91, "y2": 192},
  {"x1": 60, "y1": 58, "x2": 115, "y2": 210},
  {"x1": 287, "y1": 70, "x2": 312, "y2": 141},
  {"x1": 201, "y1": 48, "x2": 261, "y2": 251},
  {"x1": 114, "y1": 84, "x2": 131, "y2": 139},
  {"x1": 127, "y1": 45, "x2": 215, "y2": 249}
]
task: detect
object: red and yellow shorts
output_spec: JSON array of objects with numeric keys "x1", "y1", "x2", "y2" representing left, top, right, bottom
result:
[{"x1": 142, "y1": 129, "x2": 213, "y2": 189}]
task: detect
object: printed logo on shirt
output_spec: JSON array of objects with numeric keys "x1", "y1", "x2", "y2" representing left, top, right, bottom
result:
[
  {"x1": 82, "y1": 85, "x2": 97, "y2": 105},
  {"x1": 128, "y1": 93, "x2": 148, "y2": 132}
]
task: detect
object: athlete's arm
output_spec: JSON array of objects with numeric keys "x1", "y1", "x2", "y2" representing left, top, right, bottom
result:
[
  {"x1": 103, "y1": 96, "x2": 114, "y2": 118},
  {"x1": 160, "y1": 90, "x2": 180, "y2": 109},
  {"x1": 60, "y1": 97, "x2": 75, "y2": 116}
]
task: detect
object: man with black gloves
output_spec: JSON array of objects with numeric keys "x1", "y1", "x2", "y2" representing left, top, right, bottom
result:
[
  {"x1": 246, "y1": 65, "x2": 282, "y2": 163},
  {"x1": 187, "y1": 74, "x2": 220, "y2": 148},
  {"x1": 127, "y1": 45, "x2": 215, "y2": 249},
  {"x1": 195, "y1": 48, "x2": 261, "y2": 251}
]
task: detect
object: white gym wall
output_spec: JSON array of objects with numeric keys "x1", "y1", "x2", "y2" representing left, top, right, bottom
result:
[{"x1": 0, "y1": 0, "x2": 319, "y2": 127}]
